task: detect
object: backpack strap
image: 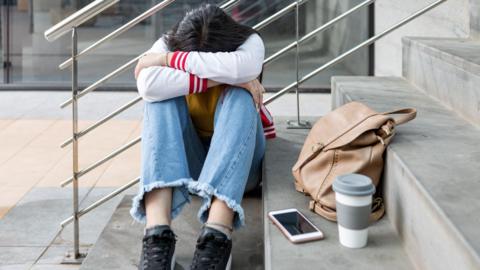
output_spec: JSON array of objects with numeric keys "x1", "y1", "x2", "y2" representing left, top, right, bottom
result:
[
  {"x1": 382, "y1": 108, "x2": 417, "y2": 125},
  {"x1": 309, "y1": 197, "x2": 385, "y2": 222},
  {"x1": 309, "y1": 200, "x2": 337, "y2": 221},
  {"x1": 370, "y1": 197, "x2": 385, "y2": 221}
]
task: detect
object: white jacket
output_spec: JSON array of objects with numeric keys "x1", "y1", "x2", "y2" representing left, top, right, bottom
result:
[
  {"x1": 137, "y1": 33, "x2": 265, "y2": 101},
  {"x1": 136, "y1": 33, "x2": 275, "y2": 139}
]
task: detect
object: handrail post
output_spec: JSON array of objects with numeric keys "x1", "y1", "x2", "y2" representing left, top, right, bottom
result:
[
  {"x1": 71, "y1": 26, "x2": 81, "y2": 261},
  {"x1": 65, "y1": 26, "x2": 85, "y2": 263},
  {"x1": 264, "y1": 0, "x2": 448, "y2": 105},
  {"x1": 287, "y1": 0, "x2": 311, "y2": 130}
]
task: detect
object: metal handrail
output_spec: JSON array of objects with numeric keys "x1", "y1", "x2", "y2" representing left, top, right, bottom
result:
[
  {"x1": 57, "y1": 0, "x2": 449, "y2": 185},
  {"x1": 60, "y1": 177, "x2": 140, "y2": 227},
  {"x1": 264, "y1": 0, "x2": 448, "y2": 105},
  {"x1": 50, "y1": 0, "x2": 303, "y2": 260},
  {"x1": 63, "y1": 0, "x2": 360, "y2": 145},
  {"x1": 46, "y1": 0, "x2": 450, "y2": 261},
  {"x1": 61, "y1": 56, "x2": 141, "y2": 108},
  {"x1": 252, "y1": 0, "x2": 308, "y2": 31},
  {"x1": 61, "y1": 137, "x2": 141, "y2": 187},
  {"x1": 45, "y1": 0, "x2": 119, "y2": 42},
  {"x1": 58, "y1": 0, "x2": 374, "y2": 147},
  {"x1": 264, "y1": 0, "x2": 375, "y2": 66},
  {"x1": 58, "y1": 0, "x2": 176, "y2": 70},
  {"x1": 59, "y1": 0, "x2": 318, "y2": 144},
  {"x1": 61, "y1": 97, "x2": 142, "y2": 147},
  {"x1": 59, "y1": 0, "x2": 239, "y2": 70},
  {"x1": 221, "y1": 0, "x2": 241, "y2": 12},
  {"x1": 59, "y1": 0, "x2": 240, "y2": 108}
]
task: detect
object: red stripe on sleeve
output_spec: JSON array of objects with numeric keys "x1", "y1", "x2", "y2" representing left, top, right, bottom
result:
[
  {"x1": 170, "y1": 52, "x2": 180, "y2": 69},
  {"x1": 195, "y1": 76, "x2": 200, "y2": 93},
  {"x1": 265, "y1": 133, "x2": 276, "y2": 139},
  {"x1": 177, "y1": 52, "x2": 185, "y2": 71},
  {"x1": 181, "y1": 52, "x2": 189, "y2": 71},
  {"x1": 176, "y1": 52, "x2": 183, "y2": 69},
  {"x1": 197, "y1": 77, "x2": 202, "y2": 93},
  {"x1": 201, "y1": 78, "x2": 208, "y2": 92},
  {"x1": 189, "y1": 74, "x2": 195, "y2": 94}
]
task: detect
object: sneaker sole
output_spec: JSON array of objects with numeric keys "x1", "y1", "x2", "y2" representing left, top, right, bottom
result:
[
  {"x1": 225, "y1": 254, "x2": 232, "y2": 270},
  {"x1": 171, "y1": 252, "x2": 176, "y2": 270}
]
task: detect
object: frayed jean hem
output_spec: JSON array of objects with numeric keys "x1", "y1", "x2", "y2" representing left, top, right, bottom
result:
[
  {"x1": 188, "y1": 181, "x2": 245, "y2": 230},
  {"x1": 129, "y1": 178, "x2": 193, "y2": 224}
]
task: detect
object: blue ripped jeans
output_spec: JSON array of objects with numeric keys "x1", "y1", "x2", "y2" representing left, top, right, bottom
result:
[{"x1": 130, "y1": 87, "x2": 266, "y2": 229}]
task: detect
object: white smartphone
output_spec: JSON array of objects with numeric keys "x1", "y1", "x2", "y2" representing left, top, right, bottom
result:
[{"x1": 268, "y1": 208, "x2": 324, "y2": 244}]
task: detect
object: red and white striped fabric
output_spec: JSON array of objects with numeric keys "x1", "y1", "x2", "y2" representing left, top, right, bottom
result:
[
  {"x1": 170, "y1": 51, "x2": 189, "y2": 71},
  {"x1": 188, "y1": 74, "x2": 208, "y2": 94},
  {"x1": 169, "y1": 49, "x2": 276, "y2": 139},
  {"x1": 260, "y1": 104, "x2": 275, "y2": 139},
  {"x1": 138, "y1": 33, "x2": 276, "y2": 140}
]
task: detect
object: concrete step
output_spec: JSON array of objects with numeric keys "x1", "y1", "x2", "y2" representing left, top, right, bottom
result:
[
  {"x1": 80, "y1": 195, "x2": 263, "y2": 270},
  {"x1": 402, "y1": 37, "x2": 480, "y2": 125},
  {"x1": 263, "y1": 117, "x2": 414, "y2": 270},
  {"x1": 332, "y1": 76, "x2": 480, "y2": 270}
]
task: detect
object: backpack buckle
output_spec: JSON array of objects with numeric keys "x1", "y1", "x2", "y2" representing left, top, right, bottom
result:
[
  {"x1": 311, "y1": 142, "x2": 324, "y2": 153},
  {"x1": 309, "y1": 200, "x2": 316, "y2": 211}
]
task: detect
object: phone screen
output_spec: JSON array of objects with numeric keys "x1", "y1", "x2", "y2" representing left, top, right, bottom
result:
[{"x1": 272, "y1": 211, "x2": 318, "y2": 236}]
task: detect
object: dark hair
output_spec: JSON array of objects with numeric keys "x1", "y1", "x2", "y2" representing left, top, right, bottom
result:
[{"x1": 165, "y1": 4, "x2": 256, "y2": 53}]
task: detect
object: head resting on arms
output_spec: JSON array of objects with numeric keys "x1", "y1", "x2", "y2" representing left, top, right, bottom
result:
[{"x1": 165, "y1": 3, "x2": 257, "y2": 53}]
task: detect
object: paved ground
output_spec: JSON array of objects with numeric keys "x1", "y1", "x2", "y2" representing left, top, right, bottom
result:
[
  {"x1": 0, "y1": 90, "x2": 330, "y2": 269},
  {"x1": 0, "y1": 90, "x2": 329, "y2": 219},
  {"x1": 0, "y1": 187, "x2": 128, "y2": 270}
]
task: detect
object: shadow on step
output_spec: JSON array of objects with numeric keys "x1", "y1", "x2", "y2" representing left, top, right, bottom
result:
[{"x1": 80, "y1": 195, "x2": 263, "y2": 270}]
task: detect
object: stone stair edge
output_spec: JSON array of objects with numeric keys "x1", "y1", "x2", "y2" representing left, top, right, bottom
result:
[
  {"x1": 262, "y1": 115, "x2": 413, "y2": 270},
  {"x1": 401, "y1": 36, "x2": 480, "y2": 74},
  {"x1": 387, "y1": 145, "x2": 480, "y2": 263},
  {"x1": 332, "y1": 76, "x2": 480, "y2": 268},
  {"x1": 338, "y1": 82, "x2": 480, "y2": 261},
  {"x1": 401, "y1": 36, "x2": 480, "y2": 126}
]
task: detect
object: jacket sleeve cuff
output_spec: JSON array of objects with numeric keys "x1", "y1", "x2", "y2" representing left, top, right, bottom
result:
[
  {"x1": 188, "y1": 74, "x2": 208, "y2": 94},
  {"x1": 169, "y1": 51, "x2": 189, "y2": 71}
]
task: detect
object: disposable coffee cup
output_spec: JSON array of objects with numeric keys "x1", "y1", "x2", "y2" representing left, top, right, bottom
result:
[{"x1": 333, "y1": 173, "x2": 376, "y2": 248}]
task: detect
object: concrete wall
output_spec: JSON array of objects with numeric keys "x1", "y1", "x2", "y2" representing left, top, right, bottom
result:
[{"x1": 374, "y1": 0, "x2": 470, "y2": 76}]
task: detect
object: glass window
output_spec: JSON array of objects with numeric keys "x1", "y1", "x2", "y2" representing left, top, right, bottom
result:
[{"x1": 1, "y1": 0, "x2": 371, "y2": 90}]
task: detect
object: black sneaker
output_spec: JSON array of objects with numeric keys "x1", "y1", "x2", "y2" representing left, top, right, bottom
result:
[
  {"x1": 190, "y1": 226, "x2": 232, "y2": 270},
  {"x1": 139, "y1": 225, "x2": 177, "y2": 270}
]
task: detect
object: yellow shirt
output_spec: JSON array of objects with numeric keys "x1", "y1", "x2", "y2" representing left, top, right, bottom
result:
[{"x1": 185, "y1": 85, "x2": 225, "y2": 138}]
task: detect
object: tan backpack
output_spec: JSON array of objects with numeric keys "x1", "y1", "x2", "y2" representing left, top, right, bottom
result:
[{"x1": 292, "y1": 101, "x2": 416, "y2": 222}]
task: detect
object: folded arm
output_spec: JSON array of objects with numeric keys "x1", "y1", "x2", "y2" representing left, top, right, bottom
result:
[
  {"x1": 136, "y1": 33, "x2": 265, "y2": 103},
  {"x1": 168, "y1": 33, "x2": 265, "y2": 84},
  {"x1": 137, "y1": 67, "x2": 218, "y2": 102},
  {"x1": 136, "y1": 37, "x2": 221, "y2": 102}
]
